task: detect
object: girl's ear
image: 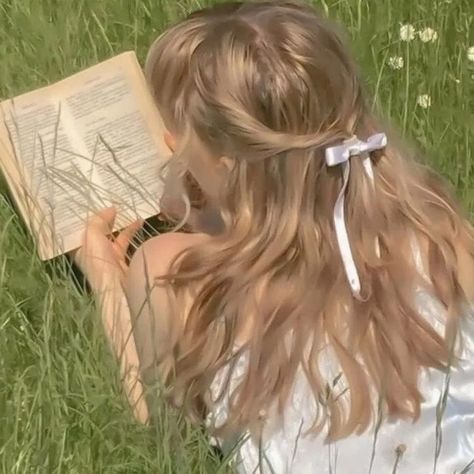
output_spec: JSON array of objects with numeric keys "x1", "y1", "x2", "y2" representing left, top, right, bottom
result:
[{"x1": 164, "y1": 131, "x2": 176, "y2": 152}]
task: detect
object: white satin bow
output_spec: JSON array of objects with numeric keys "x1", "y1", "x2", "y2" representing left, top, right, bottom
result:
[{"x1": 325, "y1": 133, "x2": 387, "y2": 298}]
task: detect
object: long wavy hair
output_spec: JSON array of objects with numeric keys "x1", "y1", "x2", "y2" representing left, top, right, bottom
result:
[{"x1": 144, "y1": 1, "x2": 474, "y2": 440}]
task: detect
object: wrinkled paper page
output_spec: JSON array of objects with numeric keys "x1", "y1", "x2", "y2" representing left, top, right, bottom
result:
[{"x1": 0, "y1": 52, "x2": 169, "y2": 260}]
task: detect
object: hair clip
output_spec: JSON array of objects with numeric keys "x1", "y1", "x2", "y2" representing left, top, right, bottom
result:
[{"x1": 325, "y1": 133, "x2": 387, "y2": 299}]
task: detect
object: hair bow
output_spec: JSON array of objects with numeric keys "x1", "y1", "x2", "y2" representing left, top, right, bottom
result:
[{"x1": 325, "y1": 133, "x2": 387, "y2": 299}]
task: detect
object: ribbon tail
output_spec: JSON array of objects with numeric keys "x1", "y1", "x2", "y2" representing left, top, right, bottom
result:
[
  {"x1": 361, "y1": 155, "x2": 374, "y2": 181},
  {"x1": 333, "y1": 161, "x2": 362, "y2": 298},
  {"x1": 361, "y1": 155, "x2": 381, "y2": 258}
]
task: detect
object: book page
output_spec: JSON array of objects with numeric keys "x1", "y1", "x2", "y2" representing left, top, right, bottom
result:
[
  {"x1": 61, "y1": 61, "x2": 164, "y2": 220},
  {"x1": 0, "y1": 52, "x2": 170, "y2": 260},
  {"x1": 0, "y1": 95, "x2": 86, "y2": 259}
]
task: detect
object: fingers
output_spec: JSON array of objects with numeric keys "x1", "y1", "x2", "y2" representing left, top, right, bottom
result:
[
  {"x1": 79, "y1": 208, "x2": 143, "y2": 265},
  {"x1": 86, "y1": 207, "x2": 117, "y2": 234},
  {"x1": 114, "y1": 219, "x2": 144, "y2": 257}
]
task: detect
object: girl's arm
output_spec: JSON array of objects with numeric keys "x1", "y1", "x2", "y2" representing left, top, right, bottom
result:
[
  {"x1": 74, "y1": 208, "x2": 149, "y2": 424},
  {"x1": 75, "y1": 207, "x2": 210, "y2": 424},
  {"x1": 94, "y1": 284, "x2": 149, "y2": 424}
]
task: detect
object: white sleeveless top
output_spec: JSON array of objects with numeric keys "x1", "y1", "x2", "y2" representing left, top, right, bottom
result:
[{"x1": 208, "y1": 289, "x2": 474, "y2": 473}]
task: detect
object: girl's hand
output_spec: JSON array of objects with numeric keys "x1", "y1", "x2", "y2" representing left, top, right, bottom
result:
[{"x1": 74, "y1": 207, "x2": 143, "y2": 293}]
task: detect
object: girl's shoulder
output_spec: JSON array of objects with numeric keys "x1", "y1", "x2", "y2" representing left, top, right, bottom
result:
[
  {"x1": 125, "y1": 231, "x2": 211, "y2": 322},
  {"x1": 129, "y1": 231, "x2": 210, "y2": 279}
]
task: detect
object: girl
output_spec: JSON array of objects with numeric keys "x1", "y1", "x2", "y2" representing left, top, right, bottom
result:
[{"x1": 75, "y1": 1, "x2": 474, "y2": 472}]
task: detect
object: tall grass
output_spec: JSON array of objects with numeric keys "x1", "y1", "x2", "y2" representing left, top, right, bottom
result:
[{"x1": 0, "y1": 0, "x2": 472, "y2": 472}]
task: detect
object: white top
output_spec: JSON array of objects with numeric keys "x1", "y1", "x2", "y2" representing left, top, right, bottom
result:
[{"x1": 209, "y1": 289, "x2": 474, "y2": 473}]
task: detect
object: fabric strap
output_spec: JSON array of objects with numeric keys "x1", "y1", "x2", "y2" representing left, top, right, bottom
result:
[{"x1": 325, "y1": 133, "x2": 387, "y2": 299}]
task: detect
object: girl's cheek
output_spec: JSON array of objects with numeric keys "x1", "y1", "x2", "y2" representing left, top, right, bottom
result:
[{"x1": 188, "y1": 161, "x2": 222, "y2": 200}]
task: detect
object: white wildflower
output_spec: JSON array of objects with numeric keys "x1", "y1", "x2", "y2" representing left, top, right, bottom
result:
[
  {"x1": 468, "y1": 46, "x2": 474, "y2": 62},
  {"x1": 417, "y1": 94, "x2": 431, "y2": 108},
  {"x1": 388, "y1": 56, "x2": 404, "y2": 70},
  {"x1": 400, "y1": 24, "x2": 416, "y2": 42},
  {"x1": 419, "y1": 28, "x2": 438, "y2": 43}
]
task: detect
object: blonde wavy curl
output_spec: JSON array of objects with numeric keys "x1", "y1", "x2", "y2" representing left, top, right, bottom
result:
[{"x1": 144, "y1": 1, "x2": 474, "y2": 440}]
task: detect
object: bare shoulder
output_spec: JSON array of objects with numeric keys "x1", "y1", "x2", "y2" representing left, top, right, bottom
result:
[
  {"x1": 124, "y1": 232, "x2": 211, "y2": 345},
  {"x1": 125, "y1": 232, "x2": 210, "y2": 314},
  {"x1": 129, "y1": 231, "x2": 210, "y2": 279},
  {"x1": 124, "y1": 233, "x2": 211, "y2": 377}
]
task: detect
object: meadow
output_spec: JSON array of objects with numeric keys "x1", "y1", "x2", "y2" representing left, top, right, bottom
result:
[{"x1": 0, "y1": 0, "x2": 472, "y2": 472}]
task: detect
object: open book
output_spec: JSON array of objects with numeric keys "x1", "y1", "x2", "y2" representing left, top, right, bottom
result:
[{"x1": 0, "y1": 51, "x2": 170, "y2": 260}]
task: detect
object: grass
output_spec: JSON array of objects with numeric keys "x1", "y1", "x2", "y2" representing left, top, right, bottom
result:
[{"x1": 0, "y1": 0, "x2": 472, "y2": 472}]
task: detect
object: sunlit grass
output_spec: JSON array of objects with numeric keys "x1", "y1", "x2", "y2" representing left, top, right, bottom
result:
[{"x1": 0, "y1": 0, "x2": 472, "y2": 472}]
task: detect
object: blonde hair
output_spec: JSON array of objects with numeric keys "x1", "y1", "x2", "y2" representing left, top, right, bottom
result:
[{"x1": 144, "y1": 1, "x2": 474, "y2": 440}]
